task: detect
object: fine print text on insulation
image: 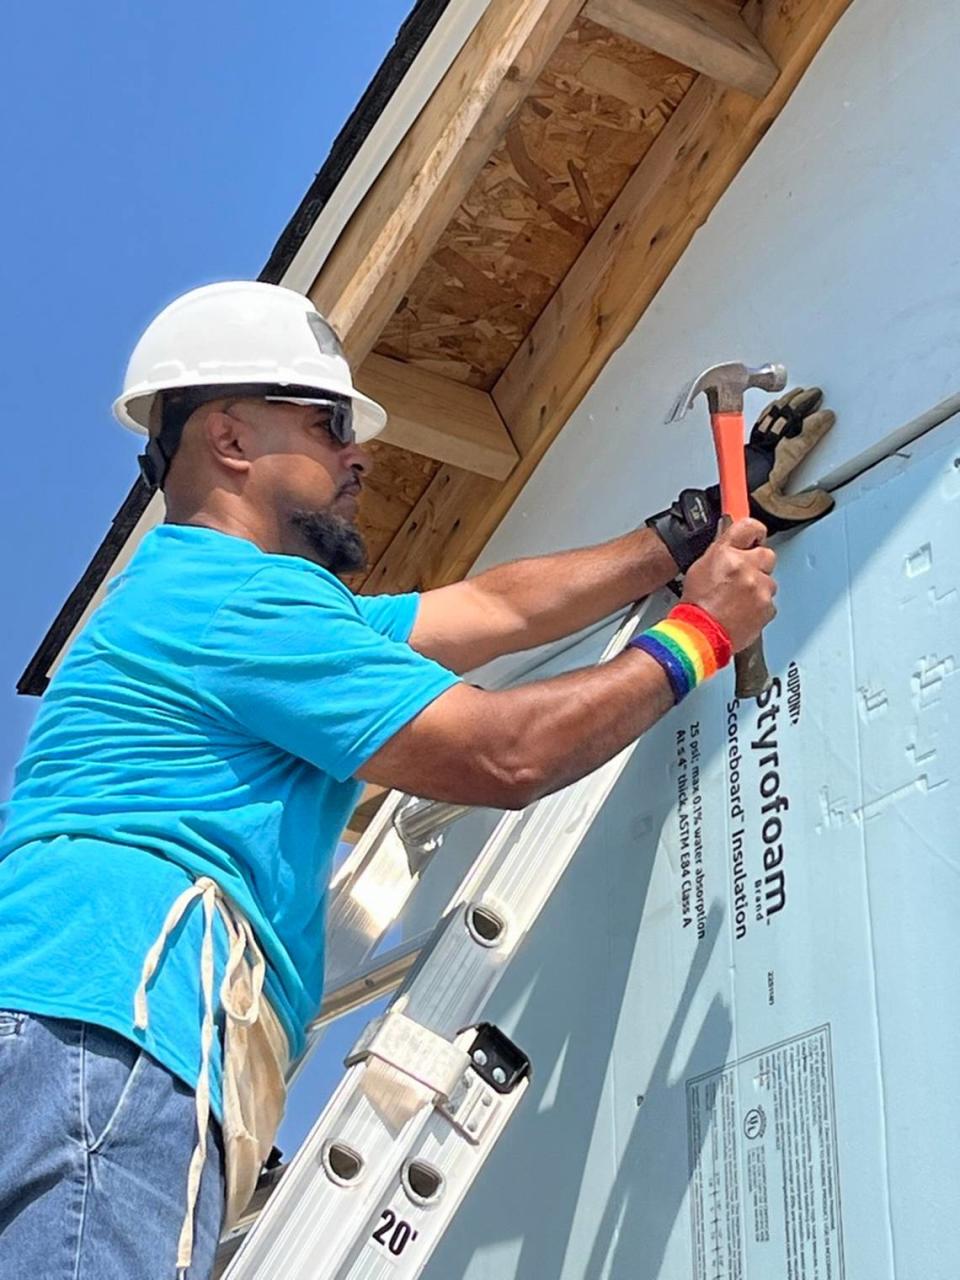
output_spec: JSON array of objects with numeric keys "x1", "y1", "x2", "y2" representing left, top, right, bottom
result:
[{"x1": 675, "y1": 721, "x2": 707, "y2": 940}]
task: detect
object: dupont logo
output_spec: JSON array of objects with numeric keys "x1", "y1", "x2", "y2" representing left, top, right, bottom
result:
[{"x1": 786, "y1": 661, "x2": 802, "y2": 726}]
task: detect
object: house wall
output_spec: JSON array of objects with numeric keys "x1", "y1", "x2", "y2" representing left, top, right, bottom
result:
[{"x1": 415, "y1": 1, "x2": 960, "y2": 1276}]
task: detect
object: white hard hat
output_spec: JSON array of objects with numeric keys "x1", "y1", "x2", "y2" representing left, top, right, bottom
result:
[{"x1": 113, "y1": 280, "x2": 387, "y2": 443}]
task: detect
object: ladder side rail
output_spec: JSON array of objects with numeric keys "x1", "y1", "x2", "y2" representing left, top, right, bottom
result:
[
  {"x1": 327, "y1": 689, "x2": 650, "y2": 1278},
  {"x1": 224, "y1": 600, "x2": 655, "y2": 1279},
  {"x1": 324, "y1": 799, "x2": 419, "y2": 984},
  {"x1": 294, "y1": 792, "x2": 468, "y2": 1088},
  {"x1": 287, "y1": 813, "x2": 421, "y2": 1092},
  {"x1": 292, "y1": 803, "x2": 505, "y2": 1089}
]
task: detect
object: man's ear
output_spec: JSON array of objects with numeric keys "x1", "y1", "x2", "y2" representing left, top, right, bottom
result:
[{"x1": 203, "y1": 406, "x2": 252, "y2": 477}]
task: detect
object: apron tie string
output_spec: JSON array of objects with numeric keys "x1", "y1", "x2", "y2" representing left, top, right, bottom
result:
[{"x1": 134, "y1": 876, "x2": 272, "y2": 1275}]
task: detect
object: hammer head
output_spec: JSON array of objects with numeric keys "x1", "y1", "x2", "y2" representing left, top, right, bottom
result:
[{"x1": 666, "y1": 361, "x2": 788, "y2": 422}]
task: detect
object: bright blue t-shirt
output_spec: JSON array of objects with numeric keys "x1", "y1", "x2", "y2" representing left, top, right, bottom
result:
[{"x1": 0, "y1": 524, "x2": 460, "y2": 1117}]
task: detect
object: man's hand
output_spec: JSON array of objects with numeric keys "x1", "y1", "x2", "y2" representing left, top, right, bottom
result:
[
  {"x1": 405, "y1": 389, "x2": 827, "y2": 675},
  {"x1": 648, "y1": 386, "x2": 836, "y2": 573},
  {"x1": 681, "y1": 518, "x2": 777, "y2": 652}
]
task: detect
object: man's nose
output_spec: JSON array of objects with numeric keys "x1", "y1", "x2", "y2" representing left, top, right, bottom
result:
[{"x1": 343, "y1": 443, "x2": 372, "y2": 478}]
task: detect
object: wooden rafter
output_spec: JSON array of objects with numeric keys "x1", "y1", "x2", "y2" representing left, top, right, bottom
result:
[
  {"x1": 361, "y1": 0, "x2": 853, "y2": 594},
  {"x1": 356, "y1": 354, "x2": 519, "y2": 480},
  {"x1": 309, "y1": 0, "x2": 587, "y2": 368},
  {"x1": 583, "y1": 0, "x2": 778, "y2": 97}
]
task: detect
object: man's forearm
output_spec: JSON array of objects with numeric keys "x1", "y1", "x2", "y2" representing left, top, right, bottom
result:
[
  {"x1": 360, "y1": 644, "x2": 676, "y2": 808},
  {"x1": 487, "y1": 645, "x2": 675, "y2": 805},
  {"x1": 469, "y1": 527, "x2": 678, "y2": 650},
  {"x1": 410, "y1": 526, "x2": 679, "y2": 672}
]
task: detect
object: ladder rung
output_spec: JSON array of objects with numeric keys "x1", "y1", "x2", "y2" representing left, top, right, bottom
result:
[
  {"x1": 392, "y1": 798, "x2": 474, "y2": 850},
  {"x1": 311, "y1": 932, "x2": 431, "y2": 1030}
]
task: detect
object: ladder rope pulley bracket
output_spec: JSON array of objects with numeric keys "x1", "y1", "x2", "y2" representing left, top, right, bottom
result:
[
  {"x1": 463, "y1": 1023, "x2": 529, "y2": 1094},
  {"x1": 441, "y1": 1023, "x2": 530, "y2": 1144}
]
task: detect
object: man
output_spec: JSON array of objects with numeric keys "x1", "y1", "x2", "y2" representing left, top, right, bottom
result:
[{"x1": 0, "y1": 282, "x2": 834, "y2": 1278}]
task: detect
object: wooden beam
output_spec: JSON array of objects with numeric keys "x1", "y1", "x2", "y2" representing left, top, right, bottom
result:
[
  {"x1": 583, "y1": 0, "x2": 778, "y2": 98},
  {"x1": 310, "y1": 0, "x2": 587, "y2": 367},
  {"x1": 355, "y1": 354, "x2": 519, "y2": 481},
  {"x1": 365, "y1": 0, "x2": 852, "y2": 594}
]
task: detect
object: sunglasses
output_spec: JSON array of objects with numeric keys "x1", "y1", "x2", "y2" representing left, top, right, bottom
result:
[{"x1": 263, "y1": 393, "x2": 355, "y2": 446}]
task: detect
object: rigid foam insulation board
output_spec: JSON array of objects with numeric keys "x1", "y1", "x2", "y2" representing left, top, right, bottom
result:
[
  {"x1": 418, "y1": 405, "x2": 960, "y2": 1280},
  {"x1": 410, "y1": 2, "x2": 960, "y2": 1270}
]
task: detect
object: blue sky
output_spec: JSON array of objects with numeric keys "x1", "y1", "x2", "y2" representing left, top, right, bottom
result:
[{"x1": 1, "y1": 0, "x2": 415, "y2": 1152}]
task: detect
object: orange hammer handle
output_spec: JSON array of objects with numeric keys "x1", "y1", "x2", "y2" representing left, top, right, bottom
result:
[
  {"x1": 709, "y1": 410, "x2": 772, "y2": 698},
  {"x1": 710, "y1": 411, "x2": 750, "y2": 520}
]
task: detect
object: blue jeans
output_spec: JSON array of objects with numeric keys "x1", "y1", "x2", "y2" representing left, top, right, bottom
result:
[{"x1": 0, "y1": 1011, "x2": 224, "y2": 1279}]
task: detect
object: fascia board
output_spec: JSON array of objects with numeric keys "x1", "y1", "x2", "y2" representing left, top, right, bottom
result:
[{"x1": 278, "y1": 0, "x2": 493, "y2": 294}]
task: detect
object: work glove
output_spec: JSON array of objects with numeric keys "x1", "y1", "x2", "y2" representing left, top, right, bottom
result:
[{"x1": 648, "y1": 387, "x2": 836, "y2": 573}]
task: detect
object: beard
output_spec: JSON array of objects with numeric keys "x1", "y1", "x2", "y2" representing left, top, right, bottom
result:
[{"x1": 289, "y1": 508, "x2": 368, "y2": 575}]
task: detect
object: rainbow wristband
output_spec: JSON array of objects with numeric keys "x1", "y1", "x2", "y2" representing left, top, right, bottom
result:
[{"x1": 629, "y1": 602, "x2": 732, "y2": 704}]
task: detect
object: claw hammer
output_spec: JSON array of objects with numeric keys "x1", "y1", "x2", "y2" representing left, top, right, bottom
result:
[{"x1": 667, "y1": 361, "x2": 787, "y2": 698}]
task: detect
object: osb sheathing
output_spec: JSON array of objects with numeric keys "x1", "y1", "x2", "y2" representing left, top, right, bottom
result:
[
  {"x1": 376, "y1": 18, "x2": 694, "y2": 390},
  {"x1": 348, "y1": 18, "x2": 696, "y2": 587}
]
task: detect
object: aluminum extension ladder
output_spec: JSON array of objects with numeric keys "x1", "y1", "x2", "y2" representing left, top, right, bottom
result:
[{"x1": 220, "y1": 594, "x2": 657, "y2": 1280}]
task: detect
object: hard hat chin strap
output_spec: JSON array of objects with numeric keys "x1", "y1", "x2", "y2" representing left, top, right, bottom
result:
[
  {"x1": 138, "y1": 432, "x2": 179, "y2": 490},
  {"x1": 138, "y1": 393, "x2": 196, "y2": 490}
]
